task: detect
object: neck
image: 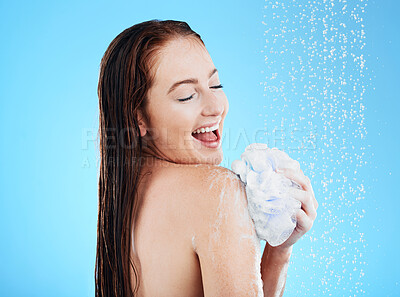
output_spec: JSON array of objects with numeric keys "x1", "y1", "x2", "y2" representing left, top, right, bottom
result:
[{"x1": 140, "y1": 145, "x2": 179, "y2": 169}]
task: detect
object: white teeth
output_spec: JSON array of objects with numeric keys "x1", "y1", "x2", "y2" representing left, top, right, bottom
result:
[{"x1": 192, "y1": 122, "x2": 220, "y2": 134}]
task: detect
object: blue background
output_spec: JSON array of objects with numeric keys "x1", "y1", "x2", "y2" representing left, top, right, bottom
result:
[{"x1": 0, "y1": 0, "x2": 398, "y2": 296}]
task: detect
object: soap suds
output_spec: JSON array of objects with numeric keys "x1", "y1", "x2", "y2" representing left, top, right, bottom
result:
[
  {"x1": 191, "y1": 235, "x2": 197, "y2": 253},
  {"x1": 203, "y1": 168, "x2": 264, "y2": 296}
]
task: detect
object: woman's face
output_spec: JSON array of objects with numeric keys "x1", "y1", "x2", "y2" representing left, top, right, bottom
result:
[{"x1": 140, "y1": 37, "x2": 229, "y2": 165}]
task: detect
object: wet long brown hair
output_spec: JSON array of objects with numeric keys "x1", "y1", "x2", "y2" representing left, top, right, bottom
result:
[{"x1": 95, "y1": 19, "x2": 205, "y2": 297}]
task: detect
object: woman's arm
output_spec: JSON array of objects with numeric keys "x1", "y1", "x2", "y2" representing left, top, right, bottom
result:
[
  {"x1": 190, "y1": 166, "x2": 264, "y2": 296},
  {"x1": 188, "y1": 165, "x2": 318, "y2": 296},
  {"x1": 261, "y1": 166, "x2": 318, "y2": 296},
  {"x1": 261, "y1": 244, "x2": 292, "y2": 296}
]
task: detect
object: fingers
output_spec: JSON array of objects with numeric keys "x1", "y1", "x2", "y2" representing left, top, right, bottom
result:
[
  {"x1": 295, "y1": 208, "x2": 314, "y2": 233},
  {"x1": 288, "y1": 187, "x2": 317, "y2": 221},
  {"x1": 278, "y1": 167, "x2": 319, "y2": 211},
  {"x1": 278, "y1": 167, "x2": 310, "y2": 191},
  {"x1": 312, "y1": 187, "x2": 318, "y2": 210}
]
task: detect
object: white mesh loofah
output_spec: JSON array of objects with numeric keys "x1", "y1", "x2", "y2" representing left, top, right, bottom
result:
[{"x1": 231, "y1": 143, "x2": 302, "y2": 247}]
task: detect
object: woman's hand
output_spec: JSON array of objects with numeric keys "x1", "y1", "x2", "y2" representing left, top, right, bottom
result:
[
  {"x1": 272, "y1": 167, "x2": 319, "y2": 251},
  {"x1": 259, "y1": 163, "x2": 318, "y2": 296}
]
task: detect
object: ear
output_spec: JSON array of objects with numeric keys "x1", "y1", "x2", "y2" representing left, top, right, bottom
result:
[{"x1": 137, "y1": 109, "x2": 148, "y2": 137}]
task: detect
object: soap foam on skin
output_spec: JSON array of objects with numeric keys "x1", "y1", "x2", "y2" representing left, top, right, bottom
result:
[
  {"x1": 231, "y1": 143, "x2": 302, "y2": 247},
  {"x1": 199, "y1": 167, "x2": 264, "y2": 296}
]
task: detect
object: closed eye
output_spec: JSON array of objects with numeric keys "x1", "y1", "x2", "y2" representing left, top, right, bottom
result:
[
  {"x1": 177, "y1": 84, "x2": 223, "y2": 102},
  {"x1": 177, "y1": 95, "x2": 194, "y2": 102}
]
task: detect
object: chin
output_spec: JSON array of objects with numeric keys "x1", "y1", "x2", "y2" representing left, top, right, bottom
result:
[{"x1": 201, "y1": 149, "x2": 223, "y2": 165}]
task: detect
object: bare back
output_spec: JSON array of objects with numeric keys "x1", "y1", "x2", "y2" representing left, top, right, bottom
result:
[{"x1": 130, "y1": 160, "x2": 263, "y2": 296}]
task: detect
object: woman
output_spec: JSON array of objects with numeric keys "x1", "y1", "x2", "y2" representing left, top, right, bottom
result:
[{"x1": 95, "y1": 19, "x2": 318, "y2": 296}]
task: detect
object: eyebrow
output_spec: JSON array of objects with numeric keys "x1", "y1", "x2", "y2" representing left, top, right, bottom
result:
[{"x1": 167, "y1": 68, "x2": 218, "y2": 95}]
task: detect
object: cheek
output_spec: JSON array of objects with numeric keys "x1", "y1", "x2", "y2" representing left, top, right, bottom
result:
[
  {"x1": 155, "y1": 106, "x2": 195, "y2": 143},
  {"x1": 222, "y1": 94, "x2": 229, "y2": 116}
]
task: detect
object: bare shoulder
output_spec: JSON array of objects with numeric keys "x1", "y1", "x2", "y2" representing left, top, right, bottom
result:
[
  {"x1": 161, "y1": 162, "x2": 248, "y2": 211},
  {"x1": 176, "y1": 164, "x2": 263, "y2": 295},
  {"x1": 160, "y1": 164, "x2": 247, "y2": 221},
  {"x1": 152, "y1": 163, "x2": 244, "y2": 199},
  {"x1": 147, "y1": 163, "x2": 263, "y2": 295},
  {"x1": 168, "y1": 163, "x2": 244, "y2": 194},
  {"x1": 179, "y1": 164, "x2": 248, "y2": 221},
  {"x1": 140, "y1": 163, "x2": 245, "y2": 228},
  {"x1": 151, "y1": 163, "x2": 251, "y2": 242},
  {"x1": 176, "y1": 164, "x2": 253, "y2": 241}
]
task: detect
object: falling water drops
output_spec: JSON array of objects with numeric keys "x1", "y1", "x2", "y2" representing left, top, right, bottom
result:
[{"x1": 260, "y1": 0, "x2": 370, "y2": 295}]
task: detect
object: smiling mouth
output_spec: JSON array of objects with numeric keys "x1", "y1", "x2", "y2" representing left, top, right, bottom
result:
[{"x1": 191, "y1": 128, "x2": 221, "y2": 148}]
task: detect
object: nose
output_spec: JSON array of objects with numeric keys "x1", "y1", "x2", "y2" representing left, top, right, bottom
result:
[{"x1": 201, "y1": 90, "x2": 225, "y2": 117}]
